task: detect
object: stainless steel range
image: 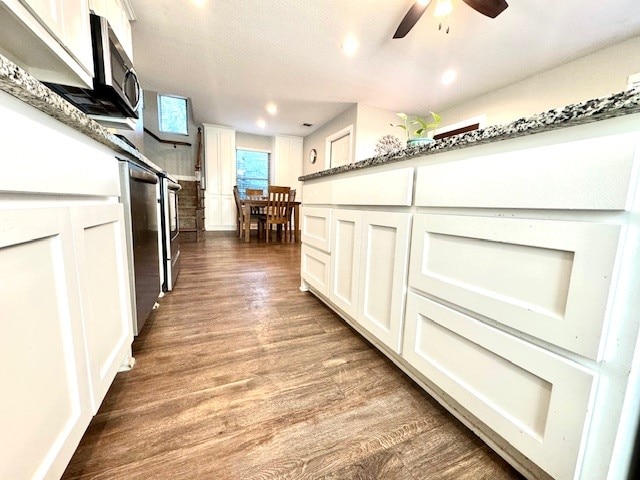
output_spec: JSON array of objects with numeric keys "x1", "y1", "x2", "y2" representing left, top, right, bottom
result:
[{"x1": 159, "y1": 173, "x2": 181, "y2": 292}]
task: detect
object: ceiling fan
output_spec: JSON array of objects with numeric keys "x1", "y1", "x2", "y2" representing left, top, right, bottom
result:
[{"x1": 393, "y1": 0, "x2": 509, "y2": 38}]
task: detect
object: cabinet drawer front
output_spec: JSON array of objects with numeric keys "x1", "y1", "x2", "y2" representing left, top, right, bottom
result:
[
  {"x1": 301, "y1": 207, "x2": 332, "y2": 252},
  {"x1": 301, "y1": 244, "x2": 331, "y2": 296},
  {"x1": 332, "y1": 168, "x2": 414, "y2": 206},
  {"x1": 403, "y1": 293, "x2": 596, "y2": 480},
  {"x1": 0, "y1": 94, "x2": 120, "y2": 196},
  {"x1": 302, "y1": 181, "x2": 333, "y2": 205},
  {"x1": 415, "y1": 131, "x2": 639, "y2": 210},
  {"x1": 409, "y1": 214, "x2": 620, "y2": 359}
]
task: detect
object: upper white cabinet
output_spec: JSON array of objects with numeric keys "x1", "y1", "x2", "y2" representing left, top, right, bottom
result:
[
  {"x1": 0, "y1": 0, "x2": 94, "y2": 86},
  {"x1": 89, "y1": 0, "x2": 134, "y2": 61},
  {"x1": 272, "y1": 135, "x2": 303, "y2": 198},
  {"x1": 203, "y1": 124, "x2": 237, "y2": 231}
]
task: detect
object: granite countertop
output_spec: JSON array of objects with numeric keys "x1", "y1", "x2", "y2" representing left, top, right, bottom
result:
[
  {"x1": 300, "y1": 86, "x2": 640, "y2": 181},
  {"x1": 0, "y1": 53, "x2": 158, "y2": 171}
]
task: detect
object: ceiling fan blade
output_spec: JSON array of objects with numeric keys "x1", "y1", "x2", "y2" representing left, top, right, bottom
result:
[
  {"x1": 461, "y1": 0, "x2": 508, "y2": 18},
  {"x1": 393, "y1": 1, "x2": 433, "y2": 39}
]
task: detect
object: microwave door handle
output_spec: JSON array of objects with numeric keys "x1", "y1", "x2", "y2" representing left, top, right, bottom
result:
[{"x1": 125, "y1": 68, "x2": 142, "y2": 111}]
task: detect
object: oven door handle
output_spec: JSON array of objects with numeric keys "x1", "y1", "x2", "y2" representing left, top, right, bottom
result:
[
  {"x1": 168, "y1": 181, "x2": 181, "y2": 191},
  {"x1": 130, "y1": 168, "x2": 158, "y2": 184}
]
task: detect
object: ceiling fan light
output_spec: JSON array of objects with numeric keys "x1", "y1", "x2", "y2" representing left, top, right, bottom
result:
[{"x1": 434, "y1": 0, "x2": 453, "y2": 17}]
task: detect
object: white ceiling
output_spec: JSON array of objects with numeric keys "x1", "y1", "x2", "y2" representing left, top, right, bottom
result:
[{"x1": 130, "y1": 0, "x2": 640, "y2": 137}]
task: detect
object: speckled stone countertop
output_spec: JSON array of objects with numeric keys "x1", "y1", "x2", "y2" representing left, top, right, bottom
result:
[
  {"x1": 0, "y1": 53, "x2": 157, "y2": 170},
  {"x1": 300, "y1": 86, "x2": 640, "y2": 181}
]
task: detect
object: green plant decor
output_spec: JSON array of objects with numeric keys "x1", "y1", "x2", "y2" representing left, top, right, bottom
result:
[{"x1": 391, "y1": 111, "x2": 442, "y2": 144}]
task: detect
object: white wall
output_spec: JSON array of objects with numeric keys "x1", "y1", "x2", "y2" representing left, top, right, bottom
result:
[
  {"x1": 355, "y1": 104, "x2": 408, "y2": 161},
  {"x1": 236, "y1": 132, "x2": 272, "y2": 152},
  {"x1": 439, "y1": 36, "x2": 640, "y2": 128},
  {"x1": 302, "y1": 105, "x2": 357, "y2": 175},
  {"x1": 142, "y1": 90, "x2": 199, "y2": 179}
]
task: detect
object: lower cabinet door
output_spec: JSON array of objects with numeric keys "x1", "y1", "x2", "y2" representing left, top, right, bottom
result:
[
  {"x1": 356, "y1": 211, "x2": 411, "y2": 354},
  {"x1": 0, "y1": 208, "x2": 92, "y2": 480},
  {"x1": 301, "y1": 244, "x2": 331, "y2": 297},
  {"x1": 403, "y1": 292, "x2": 596, "y2": 480},
  {"x1": 330, "y1": 209, "x2": 362, "y2": 317},
  {"x1": 71, "y1": 204, "x2": 133, "y2": 413}
]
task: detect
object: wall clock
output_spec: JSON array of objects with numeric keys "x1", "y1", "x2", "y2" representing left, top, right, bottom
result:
[{"x1": 309, "y1": 148, "x2": 317, "y2": 164}]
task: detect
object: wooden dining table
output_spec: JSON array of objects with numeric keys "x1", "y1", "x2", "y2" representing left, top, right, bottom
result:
[{"x1": 240, "y1": 199, "x2": 301, "y2": 243}]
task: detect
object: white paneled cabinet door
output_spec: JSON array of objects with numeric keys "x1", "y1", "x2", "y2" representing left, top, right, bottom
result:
[
  {"x1": 330, "y1": 209, "x2": 362, "y2": 318},
  {"x1": 61, "y1": 0, "x2": 94, "y2": 75},
  {"x1": 0, "y1": 208, "x2": 92, "y2": 480},
  {"x1": 71, "y1": 204, "x2": 133, "y2": 413},
  {"x1": 357, "y1": 211, "x2": 412, "y2": 354},
  {"x1": 204, "y1": 124, "x2": 236, "y2": 230}
]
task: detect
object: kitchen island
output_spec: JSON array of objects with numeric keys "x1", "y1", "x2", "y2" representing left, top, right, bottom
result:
[{"x1": 299, "y1": 89, "x2": 640, "y2": 480}]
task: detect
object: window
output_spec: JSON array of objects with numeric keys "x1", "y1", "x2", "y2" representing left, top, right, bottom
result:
[
  {"x1": 158, "y1": 94, "x2": 188, "y2": 135},
  {"x1": 236, "y1": 149, "x2": 270, "y2": 193}
]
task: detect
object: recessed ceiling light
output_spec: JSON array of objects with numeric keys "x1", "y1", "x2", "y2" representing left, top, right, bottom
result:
[
  {"x1": 256, "y1": 118, "x2": 266, "y2": 128},
  {"x1": 192, "y1": 0, "x2": 206, "y2": 7},
  {"x1": 441, "y1": 68, "x2": 457, "y2": 85},
  {"x1": 341, "y1": 34, "x2": 359, "y2": 57},
  {"x1": 266, "y1": 103, "x2": 278, "y2": 115}
]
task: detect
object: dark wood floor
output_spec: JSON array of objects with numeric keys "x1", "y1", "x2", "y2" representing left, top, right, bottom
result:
[{"x1": 62, "y1": 232, "x2": 523, "y2": 480}]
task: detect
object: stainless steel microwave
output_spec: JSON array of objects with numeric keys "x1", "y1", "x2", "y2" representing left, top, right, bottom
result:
[{"x1": 45, "y1": 14, "x2": 141, "y2": 119}]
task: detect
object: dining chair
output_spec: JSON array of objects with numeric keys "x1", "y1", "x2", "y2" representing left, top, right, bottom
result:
[
  {"x1": 245, "y1": 188, "x2": 264, "y2": 215},
  {"x1": 257, "y1": 186, "x2": 291, "y2": 243},
  {"x1": 286, "y1": 188, "x2": 296, "y2": 241},
  {"x1": 232, "y1": 185, "x2": 248, "y2": 238}
]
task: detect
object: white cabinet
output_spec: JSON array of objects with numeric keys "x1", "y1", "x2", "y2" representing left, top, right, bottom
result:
[
  {"x1": 72, "y1": 204, "x2": 133, "y2": 413},
  {"x1": 403, "y1": 292, "x2": 596, "y2": 480},
  {"x1": 327, "y1": 209, "x2": 412, "y2": 353},
  {"x1": 89, "y1": 0, "x2": 134, "y2": 61},
  {"x1": 0, "y1": 0, "x2": 94, "y2": 86},
  {"x1": 0, "y1": 91, "x2": 134, "y2": 479},
  {"x1": 203, "y1": 124, "x2": 236, "y2": 231},
  {"x1": 356, "y1": 211, "x2": 411, "y2": 354},
  {"x1": 0, "y1": 204, "x2": 133, "y2": 479},
  {"x1": 330, "y1": 209, "x2": 362, "y2": 317},
  {"x1": 272, "y1": 135, "x2": 303, "y2": 197},
  {"x1": 0, "y1": 208, "x2": 92, "y2": 480}
]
